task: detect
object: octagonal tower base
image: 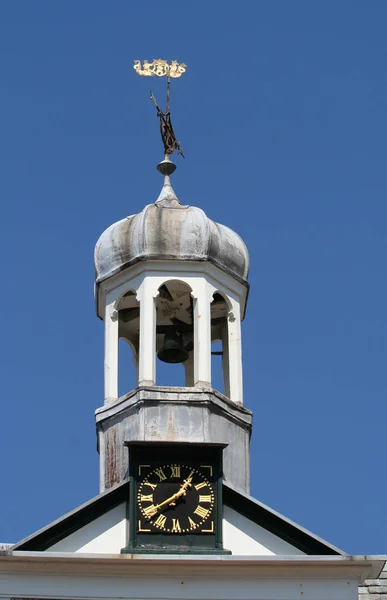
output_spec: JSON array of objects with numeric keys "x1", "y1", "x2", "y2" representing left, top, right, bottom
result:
[{"x1": 95, "y1": 387, "x2": 253, "y2": 494}]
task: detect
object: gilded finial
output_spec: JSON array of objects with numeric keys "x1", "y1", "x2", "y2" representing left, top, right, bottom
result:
[{"x1": 133, "y1": 59, "x2": 187, "y2": 79}]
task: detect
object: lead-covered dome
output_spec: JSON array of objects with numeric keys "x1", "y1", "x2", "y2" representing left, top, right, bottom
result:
[{"x1": 94, "y1": 160, "x2": 249, "y2": 284}]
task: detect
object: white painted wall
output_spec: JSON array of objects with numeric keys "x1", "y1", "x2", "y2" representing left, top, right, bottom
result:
[
  {"x1": 223, "y1": 505, "x2": 305, "y2": 555},
  {"x1": 48, "y1": 503, "x2": 126, "y2": 554},
  {"x1": 46, "y1": 503, "x2": 304, "y2": 556},
  {"x1": 0, "y1": 570, "x2": 361, "y2": 600}
]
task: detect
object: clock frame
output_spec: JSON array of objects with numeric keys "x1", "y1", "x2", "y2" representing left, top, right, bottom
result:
[{"x1": 122, "y1": 441, "x2": 229, "y2": 554}]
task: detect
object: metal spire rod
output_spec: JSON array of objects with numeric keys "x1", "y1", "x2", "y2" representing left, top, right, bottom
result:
[{"x1": 166, "y1": 75, "x2": 171, "y2": 115}]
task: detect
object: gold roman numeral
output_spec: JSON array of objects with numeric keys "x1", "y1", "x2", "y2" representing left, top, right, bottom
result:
[
  {"x1": 194, "y1": 505, "x2": 209, "y2": 519},
  {"x1": 140, "y1": 494, "x2": 153, "y2": 502},
  {"x1": 188, "y1": 516, "x2": 197, "y2": 530},
  {"x1": 171, "y1": 518, "x2": 181, "y2": 532},
  {"x1": 143, "y1": 504, "x2": 158, "y2": 518},
  {"x1": 199, "y1": 495, "x2": 212, "y2": 503},
  {"x1": 144, "y1": 481, "x2": 157, "y2": 490},
  {"x1": 170, "y1": 465, "x2": 181, "y2": 478},
  {"x1": 194, "y1": 481, "x2": 207, "y2": 491},
  {"x1": 154, "y1": 514, "x2": 167, "y2": 528},
  {"x1": 155, "y1": 467, "x2": 167, "y2": 481}
]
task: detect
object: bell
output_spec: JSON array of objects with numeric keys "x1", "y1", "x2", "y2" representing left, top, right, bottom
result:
[{"x1": 157, "y1": 331, "x2": 189, "y2": 364}]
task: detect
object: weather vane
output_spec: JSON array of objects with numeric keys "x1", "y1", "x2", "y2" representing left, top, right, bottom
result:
[{"x1": 133, "y1": 59, "x2": 186, "y2": 158}]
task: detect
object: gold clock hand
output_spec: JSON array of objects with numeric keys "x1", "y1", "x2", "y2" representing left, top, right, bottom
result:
[
  {"x1": 171, "y1": 478, "x2": 191, "y2": 502},
  {"x1": 153, "y1": 474, "x2": 194, "y2": 512},
  {"x1": 154, "y1": 490, "x2": 181, "y2": 512},
  {"x1": 180, "y1": 475, "x2": 193, "y2": 493}
]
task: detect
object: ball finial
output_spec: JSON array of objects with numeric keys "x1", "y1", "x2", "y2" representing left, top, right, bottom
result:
[{"x1": 157, "y1": 155, "x2": 177, "y2": 176}]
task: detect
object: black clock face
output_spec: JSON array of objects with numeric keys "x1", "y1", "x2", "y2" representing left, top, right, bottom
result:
[{"x1": 137, "y1": 463, "x2": 215, "y2": 534}]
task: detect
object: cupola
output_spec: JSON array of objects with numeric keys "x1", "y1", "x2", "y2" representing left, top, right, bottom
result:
[
  {"x1": 94, "y1": 157, "x2": 250, "y2": 402},
  {"x1": 94, "y1": 160, "x2": 249, "y2": 287},
  {"x1": 94, "y1": 119, "x2": 252, "y2": 495}
]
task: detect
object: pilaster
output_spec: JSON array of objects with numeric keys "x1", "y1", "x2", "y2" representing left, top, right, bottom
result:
[{"x1": 104, "y1": 300, "x2": 119, "y2": 403}]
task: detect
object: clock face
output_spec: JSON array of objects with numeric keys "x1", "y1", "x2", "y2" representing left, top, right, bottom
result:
[{"x1": 137, "y1": 463, "x2": 215, "y2": 534}]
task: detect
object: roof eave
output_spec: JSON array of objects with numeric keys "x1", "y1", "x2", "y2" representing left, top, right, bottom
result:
[{"x1": 1, "y1": 552, "x2": 385, "y2": 583}]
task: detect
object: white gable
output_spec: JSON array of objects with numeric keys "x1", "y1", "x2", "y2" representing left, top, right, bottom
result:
[
  {"x1": 223, "y1": 506, "x2": 305, "y2": 555},
  {"x1": 46, "y1": 503, "x2": 303, "y2": 555},
  {"x1": 48, "y1": 503, "x2": 126, "y2": 553}
]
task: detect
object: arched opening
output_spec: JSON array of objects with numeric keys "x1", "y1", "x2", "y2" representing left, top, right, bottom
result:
[
  {"x1": 211, "y1": 292, "x2": 230, "y2": 397},
  {"x1": 117, "y1": 290, "x2": 140, "y2": 396},
  {"x1": 118, "y1": 338, "x2": 137, "y2": 397},
  {"x1": 211, "y1": 339, "x2": 223, "y2": 394},
  {"x1": 155, "y1": 280, "x2": 193, "y2": 387}
]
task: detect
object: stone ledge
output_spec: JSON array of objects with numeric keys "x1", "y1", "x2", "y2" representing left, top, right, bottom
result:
[{"x1": 96, "y1": 386, "x2": 253, "y2": 430}]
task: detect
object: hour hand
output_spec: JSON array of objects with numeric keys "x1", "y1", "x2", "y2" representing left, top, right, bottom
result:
[{"x1": 154, "y1": 490, "x2": 181, "y2": 512}]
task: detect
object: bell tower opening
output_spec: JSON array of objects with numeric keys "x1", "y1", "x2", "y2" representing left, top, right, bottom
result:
[
  {"x1": 118, "y1": 338, "x2": 137, "y2": 397},
  {"x1": 117, "y1": 290, "x2": 140, "y2": 394},
  {"x1": 210, "y1": 292, "x2": 230, "y2": 397},
  {"x1": 211, "y1": 340, "x2": 224, "y2": 394},
  {"x1": 155, "y1": 280, "x2": 193, "y2": 387}
]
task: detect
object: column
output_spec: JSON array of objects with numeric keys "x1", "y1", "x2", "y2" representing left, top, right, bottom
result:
[
  {"x1": 193, "y1": 280, "x2": 211, "y2": 387},
  {"x1": 227, "y1": 301, "x2": 243, "y2": 404},
  {"x1": 138, "y1": 278, "x2": 156, "y2": 386},
  {"x1": 221, "y1": 322, "x2": 231, "y2": 398},
  {"x1": 104, "y1": 300, "x2": 119, "y2": 403}
]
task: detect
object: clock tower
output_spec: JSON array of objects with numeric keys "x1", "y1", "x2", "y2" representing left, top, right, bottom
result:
[{"x1": 94, "y1": 153, "x2": 252, "y2": 553}]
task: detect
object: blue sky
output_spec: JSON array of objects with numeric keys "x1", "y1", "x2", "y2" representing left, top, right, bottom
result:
[{"x1": 0, "y1": 1, "x2": 386, "y2": 554}]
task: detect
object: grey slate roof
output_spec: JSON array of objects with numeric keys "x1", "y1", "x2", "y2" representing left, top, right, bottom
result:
[{"x1": 359, "y1": 563, "x2": 387, "y2": 599}]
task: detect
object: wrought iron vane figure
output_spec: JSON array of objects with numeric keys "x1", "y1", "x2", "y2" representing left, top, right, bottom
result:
[{"x1": 133, "y1": 59, "x2": 186, "y2": 158}]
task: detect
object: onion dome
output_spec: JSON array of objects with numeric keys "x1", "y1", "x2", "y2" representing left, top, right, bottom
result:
[{"x1": 94, "y1": 158, "x2": 249, "y2": 284}]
